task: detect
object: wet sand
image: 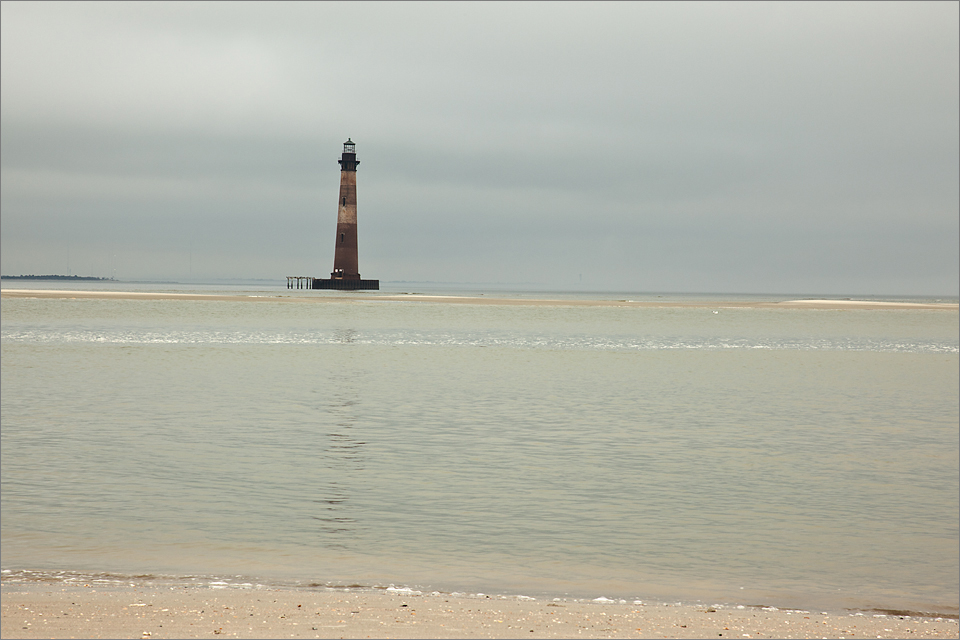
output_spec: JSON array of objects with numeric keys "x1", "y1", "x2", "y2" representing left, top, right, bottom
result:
[
  {"x1": 2, "y1": 289, "x2": 957, "y2": 310},
  {"x1": 2, "y1": 583, "x2": 958, "y2": 639}
]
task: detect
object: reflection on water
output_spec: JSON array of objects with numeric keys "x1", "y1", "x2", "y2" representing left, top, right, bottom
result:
[{"x1": 312, "y1": 372, "x2": 365, "y2": 548}]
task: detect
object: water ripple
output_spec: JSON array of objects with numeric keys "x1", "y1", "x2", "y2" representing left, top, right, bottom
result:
[{"x1": 2, "y1": 327, "x2": 956, "y2": 353}]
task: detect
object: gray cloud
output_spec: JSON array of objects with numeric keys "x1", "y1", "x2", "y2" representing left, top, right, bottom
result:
[{"x1": 2, "y1": 2, "x2": 957, "y2": 293}]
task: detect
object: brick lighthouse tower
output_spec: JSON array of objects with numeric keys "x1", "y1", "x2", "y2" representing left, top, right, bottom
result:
[{"x1": 309, "y1": 138, "x2": 378, "y2": 290}]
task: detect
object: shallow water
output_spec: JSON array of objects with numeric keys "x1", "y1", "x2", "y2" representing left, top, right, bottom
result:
[{"x1": 2, "y1": 285, "x2": 957, "y2": 613}]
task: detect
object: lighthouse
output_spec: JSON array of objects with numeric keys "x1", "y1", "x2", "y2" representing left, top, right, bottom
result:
[
  {"x1": 306, "y1": 139, "x2": 379, "y2": 290},
  {"x1": 332, "y1": 138, "x2": 360, "y2": 280}
]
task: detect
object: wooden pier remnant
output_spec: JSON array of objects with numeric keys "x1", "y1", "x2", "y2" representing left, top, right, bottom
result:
[{"x1": 286, "y1": 276, "x2": 313, "y2": 289}]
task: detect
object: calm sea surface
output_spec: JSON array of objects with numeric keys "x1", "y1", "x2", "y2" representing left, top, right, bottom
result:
[{"x1": 2, "y1": 282, "x2": 958, "y2": 614}]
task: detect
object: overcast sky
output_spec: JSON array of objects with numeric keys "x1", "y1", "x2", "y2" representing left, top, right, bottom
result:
[{"x1": 2, "y1": 2, "x2": 957, "y2": 294}]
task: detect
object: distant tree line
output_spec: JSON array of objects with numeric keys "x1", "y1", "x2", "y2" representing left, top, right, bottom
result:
[{"x1": 1, "y1": 275, "x2": 116, "y2": 281}]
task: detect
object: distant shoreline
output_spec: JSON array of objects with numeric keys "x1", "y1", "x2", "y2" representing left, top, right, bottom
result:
[
  {"x1": 2, "y1": 288, "x2": 958, "y2": 310},
  {"x1": 1, "y1": 275, "x2": 115, "y2": 281}
]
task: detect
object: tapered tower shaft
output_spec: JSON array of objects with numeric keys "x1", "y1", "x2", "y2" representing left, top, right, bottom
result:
[{"x1": 332, "y1": 139, "x2": 360, "y2": 279}]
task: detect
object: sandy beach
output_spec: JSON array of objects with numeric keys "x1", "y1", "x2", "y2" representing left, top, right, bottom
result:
[
  {"x1": 2, "y1": 581, "x2": 958, "y2": 639},
  {"x1": 2, "y1": 289, "x2": 957, "y2": 310}
]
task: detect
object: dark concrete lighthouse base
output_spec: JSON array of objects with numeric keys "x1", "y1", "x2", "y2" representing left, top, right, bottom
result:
[{"x1": 312, "y1": 278, "x2": 379, "y2": 290}]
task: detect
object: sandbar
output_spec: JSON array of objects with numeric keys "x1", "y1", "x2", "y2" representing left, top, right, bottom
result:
[
  {"x1": 2, "y1": 582, "x2": 957, "y2": 639},
  {"x1": 2, "y1": 289, "x2": 957, "y2": 310}
]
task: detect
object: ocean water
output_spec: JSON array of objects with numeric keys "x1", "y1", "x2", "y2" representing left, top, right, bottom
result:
[{"x1": 2, "y1": 284, "x2": 958, "y2": 614}]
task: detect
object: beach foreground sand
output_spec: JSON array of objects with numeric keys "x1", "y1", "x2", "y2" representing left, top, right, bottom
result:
[
  {"x1": 2, "y1": 289, "x2": 957, "y2": 310},
  {"x1": 2, "y1": 584, "x2": 957, "y2": 640}
]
